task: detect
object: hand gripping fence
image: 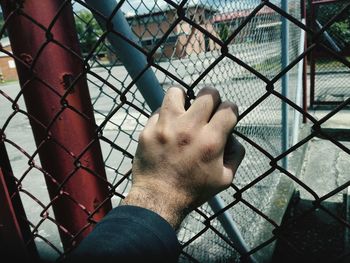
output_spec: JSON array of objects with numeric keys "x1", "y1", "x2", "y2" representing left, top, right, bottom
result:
[
  {"x1": 84, "y1": 0, "x2": 256, "y2": 261},
  {"x1": 1, "y1": 0, "x2": 350, "y2": 262}
]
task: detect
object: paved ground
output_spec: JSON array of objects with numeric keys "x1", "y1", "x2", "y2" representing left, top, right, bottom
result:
[
  {"x1": 298, "y1": 138, "x2": 350, "y2": 202},
  {"x1": 273, "y1": 108, "x2": 350, "y2": 262},
  {"x1": 313, "y1": 69, "x2": 350, "y2": 105}
]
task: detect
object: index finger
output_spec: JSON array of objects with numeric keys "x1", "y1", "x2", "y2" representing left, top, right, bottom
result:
[
  {"x1": 159, "y1": 86, "x2": 186, "y2": 117},
  {"x1": 158, "y1": 87, "x2": 186, "y2": 124}
]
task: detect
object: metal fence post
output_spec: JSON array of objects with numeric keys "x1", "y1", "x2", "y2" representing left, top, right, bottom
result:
[
  {"x1": 85, "y1": 1, "x2": 256, "y2": 262},
  {"x1": 309, "y1": 0, "x2": 316, "y2": 108},
  {"x1": 0, "y1": 140, "x2": 38, "y2": 260},
  {"x1": 84, "y1": 0, "x2": 164, "y2": 111},
  {"x1": 302, "y1": 0, "x2": 308, "y2": 123},
  {"x1": 0, "y1": 168, "x2": 28, "y2": 259},
  {"x1": 292, "y1": 19, "x2": 306, "y2": 146},
  {"x1": 0, "y1": 0, "x2": 112, "y2": 249},
  {"x1": 281, "y1": 0, "x2": 289, "y2": 168}
]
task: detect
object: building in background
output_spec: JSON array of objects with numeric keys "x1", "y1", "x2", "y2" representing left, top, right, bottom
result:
[
  {"x1": 212, "y1": 6, "x2": 281, "y2": 43},
  {"x1": 125, "y1": 5, "x2": 220, "y2": 59},
  {"x1": 0, "y1": 37, "x2": 18, "y2": 81}
]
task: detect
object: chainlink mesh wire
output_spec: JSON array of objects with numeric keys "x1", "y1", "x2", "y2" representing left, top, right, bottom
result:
[
  {"x1": 0, "y1": 0, "x2": 350, "y2": 262},
  {"x1": 310, "y1": 0, "x2": 350, "y2": 106}
]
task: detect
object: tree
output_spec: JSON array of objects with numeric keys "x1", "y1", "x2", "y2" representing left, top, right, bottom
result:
[
  {"x1": 218, "y1": 23, "x2": 229, "y2": 42},
  {"x1": 74, "y1": 10, "x2": 104, "y2": 55},
  {"x1": 0, "y1": 12, "x2": 8, "y2": 37},
  {"x1": 317, "y1": 2, "x2": 350, "y2": 49}
]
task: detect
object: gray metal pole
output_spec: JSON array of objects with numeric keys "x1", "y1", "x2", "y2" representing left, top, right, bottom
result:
[
  {"x1": 85, "y1": 0, "x2": 164, "y2": 111},
  {"x1": 292, "y1": 19, "x2": 306, "y2": 146},
  {"x1": 209, "y1": 195, "x2": 257, "y2": 261},
  {"x1": 281, "y1": 0, "x2": 289, "y2": 169},
  {"x1": 315, "y1": 20, "x2": 341, "y2": 52},
  {"x1": 85, "y1": 0, "x2": 256, "y2": 261}
]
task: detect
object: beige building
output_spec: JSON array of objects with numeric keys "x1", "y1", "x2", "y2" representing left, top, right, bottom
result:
[
  {"x1": 0, "y1": 37, "x2": 18, "y2": 81},
  {"x1": 212, "y1": 6, "x2": 282, "y2": 43},
  {"x1": 126, "y1": 5, "x2": 220, "y2": 59}
]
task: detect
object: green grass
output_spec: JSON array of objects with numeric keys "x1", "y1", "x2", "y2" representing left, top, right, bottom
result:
[
  {"x1": 0, "y1": 79, "x2": 19, "y2": 85},
  {"x1": 316, "y1": 56, "x2": 350, "y2": 69}
]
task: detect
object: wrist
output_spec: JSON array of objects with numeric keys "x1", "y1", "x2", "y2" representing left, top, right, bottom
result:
[{"x1": 121, "y1": 183, "x2": 190, "y2": 230}]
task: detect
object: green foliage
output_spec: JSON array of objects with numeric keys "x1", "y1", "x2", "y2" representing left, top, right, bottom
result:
[
  {"x1": 317, "y1": 2, "x2": 350, "y2": 47},
  {"x1": 74, "y1": 10, "x2": 104, "y2": 54},
  {"x1": 330, "y1": 21, "x2": 350, "y2": 44},
  {"x1": 0, "y1": 13, "x2": 8, "y2": 37},
  {"x1": 218, "y1": 23, "x2": 229, "y2": 42}
]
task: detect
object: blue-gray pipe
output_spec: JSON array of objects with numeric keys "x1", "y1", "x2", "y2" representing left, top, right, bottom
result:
[
  {"x1": 281, "y1": 0, "x2": 289, "y2": 169},
  {"x1": 316, "y1": 20, "x2": 341, "y2": 53},
  {"x1": 85, "y1": 1, "x2": 256, "y2": 262},
  {"x1": 84, "y1": 0, "x2": 164, "y2": 111}
]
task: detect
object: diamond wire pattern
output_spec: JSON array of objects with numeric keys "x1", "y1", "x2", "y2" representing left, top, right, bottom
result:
[{"x1": 0, "y1": 0, "x2": 350, "y2": 262}]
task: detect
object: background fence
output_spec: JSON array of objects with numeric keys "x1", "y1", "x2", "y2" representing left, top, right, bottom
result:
[
  {"x1": 0, "y1": 0, "x2": 349, "y2": 262},
  {"x1": 309, "y1": 0, "x2": 350, "y2": 107}
]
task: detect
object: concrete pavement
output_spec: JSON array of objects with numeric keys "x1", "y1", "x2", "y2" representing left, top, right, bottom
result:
[{"x1": 273, "y1": 107, "x2": 350, "y2": 262}]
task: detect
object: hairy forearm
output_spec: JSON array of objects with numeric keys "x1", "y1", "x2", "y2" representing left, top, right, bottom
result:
[{"x1": 122, "y1": 184, "x2": 189, "y2": 230}]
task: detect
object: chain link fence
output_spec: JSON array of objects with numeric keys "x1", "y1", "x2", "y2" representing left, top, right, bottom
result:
[
  {"x1": 309, "y1": 0, "x2": 350, "y2": 107},
  {"x1": 0, "y1": 0, "x2": 349, "y2": 262}
]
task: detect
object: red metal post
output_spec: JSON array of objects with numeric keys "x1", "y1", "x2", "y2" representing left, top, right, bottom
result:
[
  {"x1": 0, "y1": 140, "x2": 38, "y2": 260},
  {"x1": 0, "y1": 0, "x2": 112, "y2": 249},
  {"x1": 0, "y1": 168, "x2": 28, "y2": 259}
]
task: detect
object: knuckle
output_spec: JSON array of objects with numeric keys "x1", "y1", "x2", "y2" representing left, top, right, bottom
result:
[
  {"x1": 221, "y1": 101, "x2": 239, "y2": 124},
  {"x1": 162, "y1": 87, "x2": 186, "y2": 114},
  {"x1": 223, "y1": 101, "x2": 239, "y2": 116},
  {"x1": 139, "y1": 125, "x2": 173, "y2": 145},
  {"x1": 220, "y1": 177, "x2": 233, "y2": 190},
  {"x1": 176, "y1": 131, "x2": 192, "y2": 147},
  {"x1": 155, "y1": 127, "x2": 171, "y2": 144},
  {"x1": 138, "y1": 129, "x2": 151, "y2": 144},
  {"x1": 199, "y1": 87, "x2": 220, "y2": 99},
  {"x1": 167, "y1": 86, "x2": 185, "y2": 96},
  {"x1": 200, "y1": 140, "x2": 219, "y2": 162}
]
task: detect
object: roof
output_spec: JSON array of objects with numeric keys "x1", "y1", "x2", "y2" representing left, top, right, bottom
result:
[
  {"x1": 211, "y1": 6, "x2": 275, "y2": 23},
  {"x1": 125, "y1": 4, "x2": 217, "y2": 20}
]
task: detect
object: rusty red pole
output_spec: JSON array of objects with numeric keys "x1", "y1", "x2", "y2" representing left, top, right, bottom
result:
[
  {"x1": 0, "y1": 139, "x2": 38, "y2": 260},
  {"x1": 0, "y1": 168, "x2": 28, "y2": 259},
  {"x1": 0, "y1": 0, "x2": 112, "y2": 249}
]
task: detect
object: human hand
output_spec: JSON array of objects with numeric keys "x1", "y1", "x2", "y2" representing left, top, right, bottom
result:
[{"x1": 122, "y1": 87, "x2": 245, "y2": 229}]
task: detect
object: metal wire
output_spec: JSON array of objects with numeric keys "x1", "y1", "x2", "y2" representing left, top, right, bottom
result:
[
  {"x1": 310, "y1": 0, "x2": 350, "y2": 107},
  {"x1": 0, "y1": 0, "x2": 349, "y2": 262}
]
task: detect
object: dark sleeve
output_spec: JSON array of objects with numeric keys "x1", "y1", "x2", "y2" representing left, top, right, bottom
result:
[{"x1": 64, "y1": 205, "x2": 181, "y2": 263}]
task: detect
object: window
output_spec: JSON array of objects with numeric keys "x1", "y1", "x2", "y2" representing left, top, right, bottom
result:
[
  {"x1": 141, "y1": 39, "x2": 153, "y2": 46},
  {"x1": 165, "y1": 35, "x2": 178, "y2": 44}
]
